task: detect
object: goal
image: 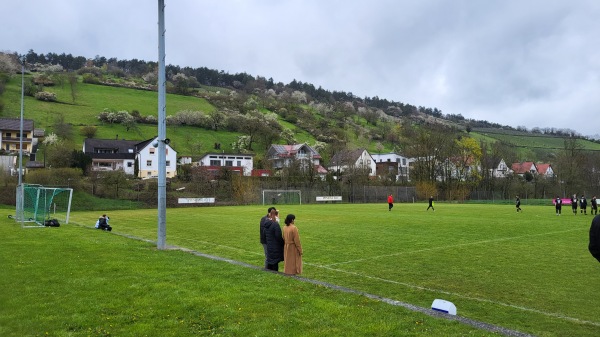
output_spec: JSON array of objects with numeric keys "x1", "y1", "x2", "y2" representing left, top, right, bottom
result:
[
  {"x1": 262, "y1": 189, "x2": 302, "y2": 205},
  {"x1": 15, "y1": 184, "x2": 73, "y2": 228}
]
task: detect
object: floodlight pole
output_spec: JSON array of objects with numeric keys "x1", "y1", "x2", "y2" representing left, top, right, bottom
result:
[
  {"x1": 18, "y1": 56, "x2": 25, "y2": 226},
  {"x1": 157, "y1": 0, "x2": 167, "y2": 250},
  {"x1": 18, "y1": 57, "x2": 24, "y2": 187}
]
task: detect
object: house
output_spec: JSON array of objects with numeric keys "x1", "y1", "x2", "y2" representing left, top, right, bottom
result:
[
  {"x1": 536, "y1": 163, "x2": 555, "y2": 178},
  {"x1": 511, "y1": 162, "x2": 538, "y2": 177},
  {"x1": 179, "y1": 156, "x2": 193, "y2": 165},
  {"x1": 83, "y1": 136, "x2": 177, "y2": 179},
  {"x1": 442, "y1": 156, "x2": 481, "y2": 181},
  {"x1": 266, "y1": 143, "x2": 325, "y2": 172},
  {"x1": 196, "y1": 153, "x2": 254, "y2": 176},
  {"x1": 251, "y1": 169, "x2": 272, "y2": 177},
  {"x1": 83, "y1": 138, "x2": 138, "y2": 174},
  {"x1": 329, "y1": 148, "x2": 377, "y2": 178},
  {"x1": 491, "y1": 159, "x2": 512, "y2": 178},
  {"x1": 135, "y1": 137, "x2": 178, "y2": 179},
  {"x1": 371, "y1": 152, "x2": 413, "y2": 181},
  {"x1": 0, "y1": 118, "x2": 35, "y2": 154}
]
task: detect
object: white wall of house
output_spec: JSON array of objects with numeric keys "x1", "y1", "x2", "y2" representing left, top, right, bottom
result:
[
  {"x1": 197, "y1": 153, "x2": 254, "y2": 176},
  {"x1": 493, "y1": 159, "x2": 511, "y2": 178},
  {"x1": 137, "y1": 139, "x2": 177, "y2": 179},
  {"x1": 371, "y1": 152, "x2": 412, "y2": 179},
  {"x1": 331, "y1": 150, "x2": 377, "y2": 176}
]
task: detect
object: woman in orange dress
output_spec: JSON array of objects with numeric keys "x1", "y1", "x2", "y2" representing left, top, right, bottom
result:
[{"x1": 283, "y1": 214, "x2": 303, "y2": 275}]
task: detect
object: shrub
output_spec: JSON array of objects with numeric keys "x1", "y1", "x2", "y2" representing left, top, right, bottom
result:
[
  {"x1": 82, "y1": 73, "x2": 101, "y2": 84},
  {"x1": 80, "y1": 125, "x2": 97, "y2": 138},
  {"x1": 34, "y1": 91, "x2": 57, "y2": 102}
]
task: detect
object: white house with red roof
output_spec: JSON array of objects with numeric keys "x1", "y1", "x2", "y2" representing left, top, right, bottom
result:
[
  {"x1": 535, "y1": 163, "x2": 555, "y2": 177},
  {"x1": 511, "y1": 161, "x2": 538, "y2": 176}
]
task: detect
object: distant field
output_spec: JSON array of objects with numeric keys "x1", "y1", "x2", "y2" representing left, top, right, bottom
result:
[
  {"x1": 2, "y1": 203, "x2": 598, "y2": 336},
  {"x1": 472, "y1": 129, "x2": 600, "y2": 151}
]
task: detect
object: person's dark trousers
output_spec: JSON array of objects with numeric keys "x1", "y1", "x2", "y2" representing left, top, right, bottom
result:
[
  {"x1": 262, "y1": 244, "x2": 268, "y2": 269},
  {"x1": 266, "y1": 263, "x2": 279, "y2": 271},
  {"x1": 389, "y1": 203, "x2": 393, "y2": 211}
]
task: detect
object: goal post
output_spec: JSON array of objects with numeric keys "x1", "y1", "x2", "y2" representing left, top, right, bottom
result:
[
  {"x1": 262, "y1": 189, "x2": 302, "y2": 205},
  {"x1": 15, "y1": 184, "x2": 73, "y2": 228}
]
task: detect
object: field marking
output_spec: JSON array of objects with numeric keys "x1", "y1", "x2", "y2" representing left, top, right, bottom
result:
[
  {"x1": 324, "y1": 228, "x2": 585, "y2": 267},
  {"x1": 78, "y1": 224, "x2": 600, "y2": 331},
  {"x1": 150, "y1": 232, "x2": 600, "y2": 328},
  {"x1": 310, "y1": 263, "x2": 600, "y2": 328}
]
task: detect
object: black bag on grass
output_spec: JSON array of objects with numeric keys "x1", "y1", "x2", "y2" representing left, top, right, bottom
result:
[{"x1": 45, "y1": 219, "x2": 60, "y2": 227}]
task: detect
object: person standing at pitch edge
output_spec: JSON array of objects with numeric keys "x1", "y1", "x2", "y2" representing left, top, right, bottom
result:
[
  {"x1": 515, "y1": 195, "x2": 522, "y2": 212},
  {"x1": 388, "y1": 194, "x2": 394, "y2": 211},
  {"x1": 591, "y1": 196, "x2": 598, "y2": 215},
  {"x1": 589, "y1": 214, "x2": 600, "y2": 263},
  {"x1": 580, "y1": 195, "x2": 588, "y2": 215},
  {"x1": 571, "y1": 194, "x2": 578, "y2": 215},
  {"x1": 264, "y1": 209, "x2": 284, "y2": 271},
  {"x1": 427, "y1": 196, "x2": 435, "y2": 211},
  {"x1": 260, "y1": 206, "x2": 276, "y2": 269},
  {"x1": 554, "y1": 196, "x2": 562, "y2": 216}
]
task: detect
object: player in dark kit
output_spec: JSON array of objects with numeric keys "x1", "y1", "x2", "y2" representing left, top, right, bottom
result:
[
  {"x1": 580, "y1": 195, "x2": 588, "y2": 215},
  {"x1": 427, "y1": 196, "x2": 435, "y2": 211},
  {"x1": 571, "y1": 194, "x2": 578, "y2": 215},
  {"x1": 592, "y1": 196, "x2": 598, "y2": 215},
  {"x1": 555, "y1": 196, "x2": 562, "y2": 216},
  {"x1": 515, "y1": 196, "x2": 522, "y2": 212}
]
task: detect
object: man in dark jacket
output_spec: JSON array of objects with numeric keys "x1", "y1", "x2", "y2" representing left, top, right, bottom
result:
[
  {"x1": 589, "y1": 215, "x2": 600, "y2": 263},
  {"x1": 260, "y1": 207, "x2": 276, "y2": 269},
  {"x1": 264, "y1": 209, "x2": 284, "y2": 271}
]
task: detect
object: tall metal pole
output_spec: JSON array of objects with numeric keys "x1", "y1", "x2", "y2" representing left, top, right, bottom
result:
[
  {"x1": 17, "y1": 57, "x2": 25, "y2": 226},
  {"x1": 157, "y1": 0, "x2": 167, "y2": 249},
  {"x1": 18, "y1": 58, "x2": 24, "y2": 186}
]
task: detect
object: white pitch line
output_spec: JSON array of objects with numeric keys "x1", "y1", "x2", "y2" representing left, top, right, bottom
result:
[
  {"x1": 324, "y1": 228, "x2": 585, "y2": 267},
  {"x1": 84, "y1": 224, "x2": 599, "y2": 329},
  {"x1": 168, "y1": 235, "x2": 265, "y2": 256},
  {"x1": 311, "y1": 263, "x2": 600, "y2": 327}
]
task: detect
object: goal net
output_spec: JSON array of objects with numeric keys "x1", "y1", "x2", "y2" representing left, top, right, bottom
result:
[
  {"x1": 15, "y1": 184, "x2": 73, "y2": 228},
  {"x1": 262, "y1": 189, "x2": 302, "y2": 205}
]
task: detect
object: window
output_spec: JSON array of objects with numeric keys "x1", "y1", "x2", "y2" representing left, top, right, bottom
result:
[
  {"x1": 237, "y1": 161, "x2": 242, "y2": 167},
  {"x1": 225, "y1": 160, "x2": 233, "y2": 166},
  {"x1": 146, "y1": 160, "x2": 152, "y2": 166},
  {"x1": 127, "y1": 162, "x2": 133, "y2": 167},
  {"x1": 210, "y1": 160, "x2": 220, "y2": 166},
  {"x1": 149, "y1": 148, "x2": 155, "y2": 154},
  {"x1": 166, "y1": 161, "x2": 170, "y2": 167}
]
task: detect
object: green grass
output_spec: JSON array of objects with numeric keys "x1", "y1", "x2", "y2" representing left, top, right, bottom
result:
[{"x1": 2, "y1": 203, "x2": 598, "y2": 336}]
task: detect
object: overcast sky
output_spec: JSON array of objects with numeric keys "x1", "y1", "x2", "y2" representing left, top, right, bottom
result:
[{"x1": 3, "y1": 1, "x2": 600, "y2": 137}]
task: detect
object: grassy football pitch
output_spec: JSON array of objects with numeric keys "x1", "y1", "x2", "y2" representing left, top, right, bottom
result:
[{"x1": 1, "y1": 203, "x2": 599, "y2": 336}]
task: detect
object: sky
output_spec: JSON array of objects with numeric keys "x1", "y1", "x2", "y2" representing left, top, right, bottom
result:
[{"x1": 2, "y1": 0, "x2": 600, "y2": 137}]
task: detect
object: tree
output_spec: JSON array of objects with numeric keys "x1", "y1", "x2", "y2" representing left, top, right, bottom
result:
[
  {"x1": 80, "y1": 125, "x2": 97, "y2": 138},
  {"x1": 102, "y1": 170, "x2": 130, "y2": 199},
  {"x1": 554, "y1": 137, "x2": 586, "y2": 194},
  {"x1": 68, "y1": 72, "x2": 78, "y2": 103},
  {"x1": 52, "y1": 114, "x2": 74, "y2": 141}
]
